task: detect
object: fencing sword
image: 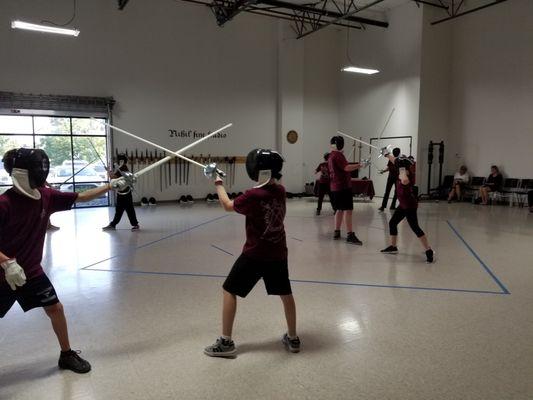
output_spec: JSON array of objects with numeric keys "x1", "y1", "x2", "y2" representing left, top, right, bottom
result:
[
  {"x1": 92, "y1": 119, "x2": 232, "y2": 188},
  {"x1": 86, "y1": 137, "x2": 109, "y2": 170},
  {"x1": 52, "y1": 158, "x2": 100, "y2": 188},
  {"x1": 338, "y1": 131, "x2": 391, "y2": 158},
  {"x1": 343, "y1": 108, "x2": 395, "y2": 162}
]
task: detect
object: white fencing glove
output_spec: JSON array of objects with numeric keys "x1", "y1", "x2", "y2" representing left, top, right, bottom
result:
[
  {"x1": 380, "y1": 146, "x2": 391, "y2": 157},
  {"x1": 110, "y1": 177, "x2": 128, "y2": 191},
  {"x1": 399, "y1": 167, "x2": 408, "y2": 181},
  {"x1": 1, "y1": 259, "x2": 27, "y2": 291},
  {"x1": 204, "y1": 163, "x2": 226, "y2": 180},
  {"x1": 359, "y1": 159, "x2": 371, "y2": 169}
]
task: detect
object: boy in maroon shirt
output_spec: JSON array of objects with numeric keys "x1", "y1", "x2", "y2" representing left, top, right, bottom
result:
[
  {"x1": 0, "y1": 148, "x2": 127, "y2": 373},
  {"x1": 328, "y1": 135, "x2": 364, "y2": 245},
  {"x1": 204, "y1": 148, "x2": 300, "y2": 357},
  {"x1": 380, "y1": 155, "x2": 434, "y2": 263},
  {"x1": 314, "y1": 152, "x2": 332, "y2": 216}
]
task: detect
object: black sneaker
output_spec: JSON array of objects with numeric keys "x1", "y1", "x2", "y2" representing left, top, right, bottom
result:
[
  {"x1": 381, "y1": 245, "x2": 398, "y2": 254},
  {"x1": 346, "y1": 232, "x2": 362, "y2": 245},
  {"x1": 58, "y1": 350, "x2": 91, "y2": 374},
  {"x1": 426, "y1": 249, "x2": 435, "y2": 263},
  {"x1": 378, "y1": 207, "x2": 385, "y2": 212},
  {"x1": 204, "y1": 337, "x2": 236, "y2": 357},
  {"x1": 282, "y1": 333, "x2": 301, "y2": 353},
  {"x1": 102, "y1": 225, "x2": 115, "y2": 231},
  {"x1": 333, "y1": 230, "x2": 341, "y2": 240},
  {"x1": 131, "y1": 225, "x2": 140, "y2": 231}
]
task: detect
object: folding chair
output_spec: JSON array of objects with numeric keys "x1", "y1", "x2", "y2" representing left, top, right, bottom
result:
[
  {"x1": 490, "y1": 178, "x2": 520, "y2": 206},
  {"x1": 465, "y1": 176, "x2": 485, "y2": 203},
  {"x1": 514, "y1": 179, "x2": 533, "y2": 207}
]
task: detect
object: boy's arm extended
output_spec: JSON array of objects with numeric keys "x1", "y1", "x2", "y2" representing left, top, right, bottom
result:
[{"x1": 215, "y1": 177, "x2": 234, "y2": 212}]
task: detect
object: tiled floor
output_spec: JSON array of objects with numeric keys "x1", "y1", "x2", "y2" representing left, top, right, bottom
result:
[{"x1": 1, "y1": 199, "x2": 532, "y2": 400}]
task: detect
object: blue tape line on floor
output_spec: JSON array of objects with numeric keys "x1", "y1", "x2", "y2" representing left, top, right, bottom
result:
[
  {"x1": 81, "y1": 214, "x2": 229, "y2": 270},
  {"x1": 446, "y1": 220, "x2": 510, "y2": 294},
  {"x1": 83, "y1": 268, "x2": 507, "y2": 295},
  {"x1": 210, "y1": 244, "x2": 234, "y2": 256}
]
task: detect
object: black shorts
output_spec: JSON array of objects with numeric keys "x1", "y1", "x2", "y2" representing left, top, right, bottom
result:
[
  {"x1": 223, "y1": 254, "x2": 292, "y2": 298},
  {"x1": 330, "y1": 189, "x2": 353, "y2": 211},
  {"x1": 0, "y1": 274, "x2": 59, "y2": 318}
]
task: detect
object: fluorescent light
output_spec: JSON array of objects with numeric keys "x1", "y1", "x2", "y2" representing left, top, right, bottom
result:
[
  {"x1": 11, "y1": 20, "x2": 79, "y2": 37},
  {"x1": 342, "y1": 66, "x2": 379, "y2": 75}
]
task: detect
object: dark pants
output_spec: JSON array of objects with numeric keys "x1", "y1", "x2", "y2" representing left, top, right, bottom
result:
[
  {"x1": 317, "y1": 182, "x2": 331, "y2": 211},
  {"x1": 381, "y1": 178, "x2": 397, "y2": 209},
  {"x1": 111, "y1": 191, "x2": 139, "y2": 227},
  {"x1": 389, "y1": 208, "x2": 425, "y2": 237},
  {"x1": 529, "y1": 190, "x2": 533, "y2": 208}
]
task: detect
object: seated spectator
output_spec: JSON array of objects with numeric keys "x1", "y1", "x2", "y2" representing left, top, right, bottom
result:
[
  {"x1": 478, "y1": 165, "x2": 503, "y2": 205},
  {"x1": 448, "y1": 165, "x2": 470, "y2": 203}
]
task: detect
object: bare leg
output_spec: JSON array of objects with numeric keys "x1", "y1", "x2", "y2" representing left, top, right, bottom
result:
[
  {"x1": 345, "y1": 210, "x2": 353, "y2": 232},
  {"x1": 390, "y1": 235, "x2": 398, "y2": 247},
  {"x1": 44, "y1": 303, "x2": 71, "y2": 352},
  {"x1": 418, "y1": 235, "x2": 431, "y2": 251},
  {"x1": 456, "y1": 185, "x2": 462, "y2": 200},
  {"x1": 448, "y1": 188, "x2": 455, "y2": 201},
  {"x1": 335, "y1": 210, "x2": 344, "y2": 230},
  {"x1": 280, "y1": 295, "x2": 297, "y2": 337},
  {"x1": 222, "y1": 290, "x2": 237, "y2": 337},
  {"x1": 483, "y1": 187, "x2": 490, "y2": 204}
]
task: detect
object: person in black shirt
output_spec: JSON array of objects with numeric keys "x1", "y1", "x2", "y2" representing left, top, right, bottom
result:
[
  {"x1": 314, "y1": 153, "x2": 332, "y2": 216},
  {"x1": 479, "y1": 165, "x2": 503, "y2": 205},
  {"x1": 103, "y1": 154, "x2": 140, "y2": 231},
  {"x1": 378, "y1": 147, "x2": 401, "y2": 211}
]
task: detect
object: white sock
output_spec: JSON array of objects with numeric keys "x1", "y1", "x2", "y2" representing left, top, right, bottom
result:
[
  {"x1": 288, "y1": 334, "x2": 298, "y2": 340},
  {"x1": 221, "y1": 335, "x2": 231, "y2": 341}
]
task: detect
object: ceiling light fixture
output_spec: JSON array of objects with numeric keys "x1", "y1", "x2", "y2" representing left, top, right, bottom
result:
[
  {"x1": 11, "y1": 20, "x2": 80, "y2": 37},
  {"x1": 342, "y1": 66, "x2": 379, "y2": 75}
]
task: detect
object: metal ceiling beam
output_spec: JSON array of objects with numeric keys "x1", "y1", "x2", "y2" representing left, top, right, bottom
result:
[
  {"x1": 296, "y1": 0, "x2": 387, "y2": 38},
  {"x1": 118, "y1": 0, "x2": 130, "y2": 10},
  {"x1": 259, "y1": 0, "x2": 389, "y2": 28},
  {"x1": 431, "y1": 0, "x2": 509, "y2": 25},
  {"x1": 246, "y1": 7, "x2": 363, "y2": 29},
  {"x1": 179, "y1": 0, "x2": 364, "y2": 30},
  {"x1": 212, "y1": 0, "x2": 256, "y2": 25},
  {"x1": 412, "y1": 0, "x2": 449, "y2": 9}
]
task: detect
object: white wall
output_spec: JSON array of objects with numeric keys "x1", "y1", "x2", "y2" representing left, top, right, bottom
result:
[
  {"x1": 302, "y1": 28, "x2": 341, "y2": 184},
  {"x1": 277, "y1": 24, "x2": 305, "y2": 192},
  {"x1": 0, "y1": 0, "x2": 279, "y2": 200},
  {"x1": 448, "y1": 0, "x2": 533, "y2": 180},
  {"x1": 338, "y1": 3, "x2": 423, "y2": 182},
  {"x1": 417, "y1": 5, "x2": 452, "y2": 193}
]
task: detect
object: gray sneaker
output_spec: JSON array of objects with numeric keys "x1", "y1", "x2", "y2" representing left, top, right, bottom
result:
[
  {"x1": 204, "y1": 337, "x2": 236, "y2": 357},
  {"x1": 282, "y1": 334, "x2": 301, "y2": 353},
  {"x1": 102, "y1": 225, "x2": 115, "y2": 231}
]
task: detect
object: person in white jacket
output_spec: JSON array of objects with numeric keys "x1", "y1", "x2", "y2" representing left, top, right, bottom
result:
[{"x1": 448, "y1": 165, "x2": 470, "y2": 203}]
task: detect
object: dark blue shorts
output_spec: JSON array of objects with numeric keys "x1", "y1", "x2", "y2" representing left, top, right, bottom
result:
[
  {"x1": 223, "y1": 255, "x2": 292, "y2": 298},
  {"x1": 0, "y1": 274, "x2": 59, "y2": 318}
]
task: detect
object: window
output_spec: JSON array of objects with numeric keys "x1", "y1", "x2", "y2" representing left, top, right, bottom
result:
[{"x1": 0, "y1": 114, "x2": 110, "y2": 208}]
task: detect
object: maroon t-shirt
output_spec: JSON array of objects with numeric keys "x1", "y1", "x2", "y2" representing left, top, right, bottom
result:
[
  {"x1": 315, "y1": 162, "x2": 330, "y2": 185},
  {"x1": 0, "y1": 187, "x2": 78, "y2": 283},
  {"x1": 233, "y1": 184, "x2": 287, "y2": 261},
  {"x1": 328, "y1": 151, "x2": 351, "y2": 192},
  {"x1": 396, "y1": 180, "x2": 418, "y2": 209}
]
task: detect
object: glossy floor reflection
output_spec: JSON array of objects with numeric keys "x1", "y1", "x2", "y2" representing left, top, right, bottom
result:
[{"x1": 1, "y1": 200, "x2": 532, "y2": 400}]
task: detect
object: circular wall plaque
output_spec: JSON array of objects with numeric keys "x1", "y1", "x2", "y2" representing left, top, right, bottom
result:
[{"x1": 286, "y1": 130, "x2": 298, "y2": 144}]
